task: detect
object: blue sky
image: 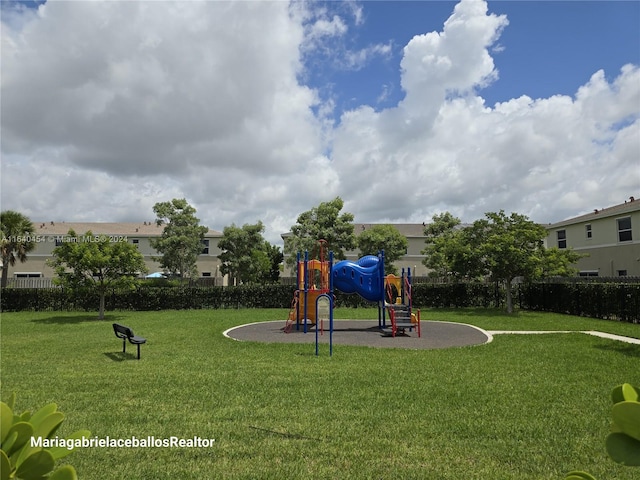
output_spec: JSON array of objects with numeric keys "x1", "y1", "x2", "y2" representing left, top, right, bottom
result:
[
  {"x1": 1, "y1": 0, "x2": 638, "y2": 244},
  {"x1": 304, "y1": 1, "x2": 640, "y2": 120},
  {"x1": 470, "y1": 1, "x2": 640, "y2": 102}
]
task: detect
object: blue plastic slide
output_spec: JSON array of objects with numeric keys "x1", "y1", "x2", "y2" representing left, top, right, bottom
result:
[{"x1": 332, "y1": 255, "x2": 384, "y2": 302}]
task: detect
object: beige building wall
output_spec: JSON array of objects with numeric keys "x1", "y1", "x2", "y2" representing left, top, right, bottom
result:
[
  {"x1": 282, "y1": 200, "x2": 640, "y2": 280},
  {"x1": 545, "y1": 199, "x2": 640, "y2": 277},
  {"x1": 6, "y1": 201, "x2": 638, "y2": 284},
  {"x1": 4, "y1": 222, "x2": 226, "y2": 282}
]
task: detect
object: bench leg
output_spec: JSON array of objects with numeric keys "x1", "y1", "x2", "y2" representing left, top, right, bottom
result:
[
  {"x1": 137, "y1": 343, "x2": 141, "y2": 360},
  {"x1": 122, "y1": 338, "x2": 126, "y2": 354}
]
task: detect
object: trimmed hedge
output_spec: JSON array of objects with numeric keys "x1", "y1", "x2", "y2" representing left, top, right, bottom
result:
[
  {"x1": 411, "y1": 283, "x2": 504, "y2": 309},
  {"x1": 335, "y1": 282, "x2": 505, "y2": 309},
  {"x1": 0, "y1": 283, "x2": 509, "y2": 311},
  {"x1": 1, "y1": 281, "x2": 638, "y2": 322},
  {"x1": 0, "y1": 285, "x2": 296, "y2": 312},
  {"x1": 2, "y1": 283, "x2": 500, "y2": 312},
  {"x1": 518, "y1": 282, "x2": 640, "y2": 323}
]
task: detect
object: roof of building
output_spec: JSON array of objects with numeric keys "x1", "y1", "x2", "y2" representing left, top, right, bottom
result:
[
  {"x1": 546, "y1": 196, "x2": 640, "y2": 229},
  {"x1": 33, "y1": 221, "x2": 222, "y2": 236},
  {"x1": 281, "y1": 223, "x2": 427, "y2": 239},
  {"x1": 354, "y1": 223, "x2": 427, "y2": 237}
]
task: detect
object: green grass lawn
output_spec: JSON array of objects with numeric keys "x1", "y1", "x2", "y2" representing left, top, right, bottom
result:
[{"x1": 1, "y1": 308, "x2": 639, "y2": 479}]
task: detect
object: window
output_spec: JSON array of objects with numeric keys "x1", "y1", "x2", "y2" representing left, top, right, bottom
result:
[
  {"x1": 617, "y1": 270, "x2": 628, "y2": 277},
  {"x1": 578, "y1": 271, "x2": 599, "y2": 277},
  {"x1": 201, "y1": 239, "x2": 210, "y2": 255},
  {"x1": 585, "y1": 224, "x2": 592, "y2": 239},
  {"x1": 14, "y1": 272, "x2": 42, "y2": 278},
  {"x1": 556, "y1": 230, "x2": 567, "y2": 249},
  {"x1": 617, "y1": 217, "x2": 632, "y2": 242},
  {"x1": 201, "y1": 272, "x2": 212, "y2": 277},
  {"x1": 132, "y1": 239, "x2": 139, "y2": 248}
]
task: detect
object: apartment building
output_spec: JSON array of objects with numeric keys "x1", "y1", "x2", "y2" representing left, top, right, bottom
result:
[
  {"x1": 5, "y1": 198, "x2": 639, "y2": 283},
  {"x1": 5, "y1": 221, "x2": 224, "y2": 280},
  {"x1": 544, "y1": 197, "x2": 640, "y2": 277}
]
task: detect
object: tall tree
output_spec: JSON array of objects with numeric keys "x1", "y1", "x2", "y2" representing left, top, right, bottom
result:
[
  {"x1": 424, "y1": 212, "x2": 461, "y2": 238},
  {"x1": 262, "y1": 240, "x2": 284, "y2": 283},
  {"x1": 285, "y1": 197, "x2": 356, "y2": 268},
  {"x1": 218, "y1": 222, "x2": 280, "y2": 285},
  {"x1": 466, "y1": 211, "x2": 548, "y2": 313},
  {"x1": 150, "y1": 198, "x2": 208, "y2": 279},
  {"x1": 48, "y1": 230, "x2": 147, "y2": 319},
  {"x1": 1, "y1": 211, "x2": 36, "y2": 288},
  {"x1": 422, "y1": 212, "x2": 466, "y2": 278},
  {"x1": 538, "y1": 247, "x2": 584, "y2": 278},
  {"x1": 357, "y1": 224, "x2": 407, "y2": 275},
  {"x1": 423, "y1": 211, "x2": 583, "y2": 313}
]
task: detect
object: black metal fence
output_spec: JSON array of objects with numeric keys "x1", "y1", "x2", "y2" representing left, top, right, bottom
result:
[
  {"x1": 518, "y1": 282, "x2": 639, "y2": 323},
  {"x1": 2, "y1": 279, "x2": 638, "y2": 323}
]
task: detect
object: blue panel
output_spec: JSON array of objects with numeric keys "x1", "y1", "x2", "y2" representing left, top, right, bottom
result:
[{"x1": 333, "y1": 256, "x2": 383, "y2": 302}]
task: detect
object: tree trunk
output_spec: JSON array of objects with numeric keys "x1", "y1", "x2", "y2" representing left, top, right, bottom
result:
[
  {"x1": 1, "y1": 263, "x2": 8, "y2": 289},
  {"x1": 99, "y1": 293, "x2": 105, "y2": 320},
  {"x1": 505, "y1": 278, "x2": 513, "y2": 314}
]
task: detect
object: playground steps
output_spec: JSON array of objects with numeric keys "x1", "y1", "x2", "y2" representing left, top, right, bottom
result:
[
  {"x1": 384, "y1": 304, "x2": 421, "y2": 337},
  {"x1": 387, "y1": 304, "x2": 413, "y2": 326}
]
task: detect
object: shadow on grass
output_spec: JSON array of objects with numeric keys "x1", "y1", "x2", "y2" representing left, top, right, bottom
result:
[
  {"x1": 31, "y1": 314, "x2": 126, "y2": 324},
  {"x1": 103, "y1": 351, "x2": 139, "y2": 362},
  {"x1": 594, "y1": 342, "x2": 640, "y2": 358}
]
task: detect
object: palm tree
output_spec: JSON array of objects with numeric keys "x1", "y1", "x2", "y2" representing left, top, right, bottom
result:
[{"x1": 1, "y1": 211, "x2": 36, "y2": 288}]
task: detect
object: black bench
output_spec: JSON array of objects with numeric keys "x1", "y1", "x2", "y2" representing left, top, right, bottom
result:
[{"x1": 112, "y1": 323, "x2": 146, "y2": 359}]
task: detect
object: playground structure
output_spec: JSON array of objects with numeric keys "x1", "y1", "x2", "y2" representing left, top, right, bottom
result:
[
  {"x1": 284, "y1": 240, "x2": 333, "y2": 334},
  {"x1": 284, "y1": 242, "x2": 421, "y2": 348},
  {"x1": 384, "y1": 270, "x2": 421, "y2": 338}
]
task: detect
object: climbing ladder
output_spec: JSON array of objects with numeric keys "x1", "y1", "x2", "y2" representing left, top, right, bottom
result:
[
  {"x1": 384, "y1": 304, "x2": 421, "y2": 337},
  {"x1": 284, "y1": 290, "x2": 299, "y2": 333},
  {"x1": 382, "y1": 270, "x2": 421, "y2": 337}
]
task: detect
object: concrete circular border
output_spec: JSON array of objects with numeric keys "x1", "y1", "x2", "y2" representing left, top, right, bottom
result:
[{"x1": 223, "y1": 319, "x2": 492, "y2": 350}]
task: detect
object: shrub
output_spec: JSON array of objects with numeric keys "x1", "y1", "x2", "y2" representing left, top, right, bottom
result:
[
  {"x1": 2, "y1": 281, "x2": 638, "y2": 323},
  {"x1": 519, "y1": 282, "x2": 640, "y2": 323},
  {"x1": 564, "y1": 383, "x2": 640, "y2": 480},
  {"x1": 607, "y1": 383, "x2": 640, "y2": 466},
  {"x1": 1, "y1": 393, "x2": 90, "y2": 480}
]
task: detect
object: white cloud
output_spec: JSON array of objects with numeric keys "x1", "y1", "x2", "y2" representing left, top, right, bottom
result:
[
  {"x1": 331, "y1": 0, "x2": 638, "y2": 226},
  {"x1": 343, "y1": 42, "x2": 392, "y2": 70},
  {"x1": 1, "y1": 0, "x2": 638, "y2": 249},
  {"x1": 297, "y1": 1, "x2": 390, "y2": 73},
  {"x1": 306, "y1": 15, "x2": 348, "y2": 41},
  {"x1": 1, "y1": 0, "x2": 330, "y2": 244},
  {"x1": 399, "y1": 0, "x2": 508, "y2": 120},
  {"x1": 1, "y1": 0, "x2": 320, "y2": 178},
  {"x1": 376, "y1": 83, "x2": 393, "y2": 105},
  {"x1": 348, "y1": 1, "x2": 364, "y2": 27}
]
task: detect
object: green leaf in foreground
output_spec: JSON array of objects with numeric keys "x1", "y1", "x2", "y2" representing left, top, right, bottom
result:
[
  {"x1": 565, "y1": 471, "x2": 597, "y2": 480},
  {"x1": 605, "y1": 432, "x2": 640, "y2": 466}
]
